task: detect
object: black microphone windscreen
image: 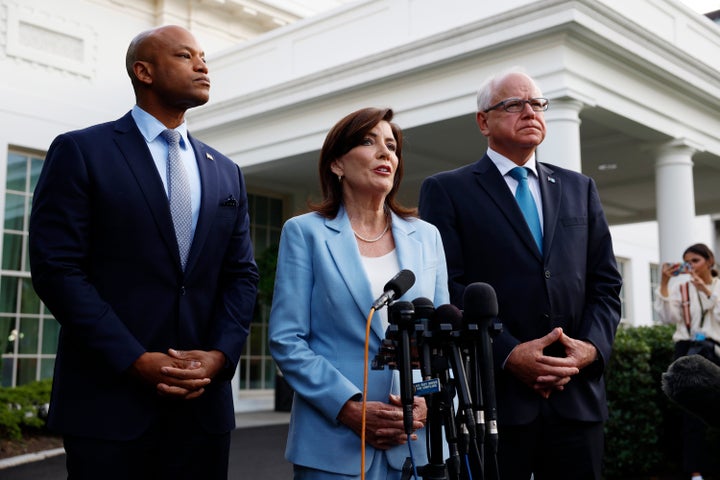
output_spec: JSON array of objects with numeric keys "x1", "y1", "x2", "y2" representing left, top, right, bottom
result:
[
  {"x1": 432, "y1": 303, "x2": 463, "y2": 330},
  {"x1": 385, "y1": 269, "x2": 415, "y2": 298},
  {"x1": 463, "y1": 282, "x2": 499, "y2": 321},
  {"x1": 662, "y1": 354, "x2": 720, "y2": 428},
  {"x1": 412, "y1": 297, "x2": 434, "y2": 319}
]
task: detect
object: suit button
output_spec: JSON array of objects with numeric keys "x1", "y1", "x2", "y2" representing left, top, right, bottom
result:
[
  {"x1": 544, "y1": 270, "x2": 551, "y2": 278},
  {"x1": 180, "y1": 286, "x2": 186, "y2": 296}
]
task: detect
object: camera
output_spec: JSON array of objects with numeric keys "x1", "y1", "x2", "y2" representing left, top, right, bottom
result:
[{"x1": 673, "y1": 261, "x2": 692, "y2": 275}]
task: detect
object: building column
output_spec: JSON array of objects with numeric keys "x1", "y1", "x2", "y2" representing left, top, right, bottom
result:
[
  {"x1": 537, "y1": 97, "x2": 583, "y2": 173},
  {"x1": 655, "y1": 140, "x2": 696, "y2": 263}
]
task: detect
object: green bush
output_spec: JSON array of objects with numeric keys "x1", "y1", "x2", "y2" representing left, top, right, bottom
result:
[
  {"x1": 0, "y1": 379, "x2": 52, "y2": 440},
  {"x1": 603, "y1": 323, "x2": 678, "y2": 479}
]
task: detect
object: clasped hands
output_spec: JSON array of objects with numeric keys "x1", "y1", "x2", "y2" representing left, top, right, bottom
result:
[
  {"x1": 130, "y1": 348, "x2": 226, "y2": 400},
  {"x1": 505, "y1": 327, "x2": 597, "y2": 399},
  {"x1": 338, "y1": 394, "x2": 427, "y2": 450}
]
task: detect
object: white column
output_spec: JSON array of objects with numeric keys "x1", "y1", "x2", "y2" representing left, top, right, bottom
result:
[
  {"x1": 537, "y1": 98, "x2": 583, "y2": 172},
  {"x1": 655, "y1": 141, "x2": 696, "y2": 263}
]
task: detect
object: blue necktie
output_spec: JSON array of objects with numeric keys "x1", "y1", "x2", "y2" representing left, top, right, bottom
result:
[
  {"x1": 509, "y1": 166, "x2": 542, "y2": 252},
  {"x1": 161, "y1": 129, "x2": 193, "y2": 270}
]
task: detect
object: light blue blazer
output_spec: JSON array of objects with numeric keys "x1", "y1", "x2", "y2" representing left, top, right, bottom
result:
[{"x1": 269, "y1": 206, "x2": 449, "y2": 475}]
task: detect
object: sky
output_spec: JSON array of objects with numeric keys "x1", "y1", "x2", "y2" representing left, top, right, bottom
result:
[{"x1": 680, "y1": 0, "x2": 720, "y2": 13}]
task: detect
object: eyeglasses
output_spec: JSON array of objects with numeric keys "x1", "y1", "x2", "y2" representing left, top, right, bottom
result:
[{"x1": 483, "y1": 97, "x2": 549, "y2": 113}]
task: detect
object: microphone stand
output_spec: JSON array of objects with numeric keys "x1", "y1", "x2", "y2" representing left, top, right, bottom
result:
[
  {"x1": 444, "y1": 331, "x2": 483, "y2": 480},
  {"x1": 463, "y1": 323, "x2": 486, "y2": 475}
]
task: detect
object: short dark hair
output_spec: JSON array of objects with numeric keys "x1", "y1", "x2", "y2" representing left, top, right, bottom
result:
[{"x1": 311, "y1": 107, "x2": 415, "y2": 219}]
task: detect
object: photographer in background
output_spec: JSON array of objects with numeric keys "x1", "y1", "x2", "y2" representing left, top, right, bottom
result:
[{"x1": 655, "y1": 243, "x2": 720, "y2": 480}]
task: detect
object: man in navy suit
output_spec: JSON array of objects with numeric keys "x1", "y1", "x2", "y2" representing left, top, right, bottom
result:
[
  {"x1": 419, "y1": 69, "x2": 622, "y2": 480},
  {"x1": 29, "y1": 25, "x2": 258, "y2": 479}
]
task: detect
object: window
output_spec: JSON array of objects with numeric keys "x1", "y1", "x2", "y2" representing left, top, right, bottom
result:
[
  {"x1": 616, "y1": 258, "x2": 627, "y2": 322},
  {"x1": 238, "y1": 193, "x2": 284, "y2": 391},
  {"x1": 1, "y1": 150, "x2": 55, "y2": 387},
  {"x1": 650, "y1": 262, "x2": 660, "y2": 323}
]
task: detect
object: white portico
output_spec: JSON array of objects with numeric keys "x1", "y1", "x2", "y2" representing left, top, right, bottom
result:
[{"x1": 189, "y1": 0, "x2": 720, "y2": 268}]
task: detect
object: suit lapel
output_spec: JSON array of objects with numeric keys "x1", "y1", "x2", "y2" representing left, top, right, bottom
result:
[
  {"x1": 113, "y1": 113, "x2": 178, "y2": 260},
  {"x1": 473, "y1": 156, "x2": 542, "y2": 260},
  {"x1": 184, "y1": 135, "x2": 218, "y2": 273},
  {"x1": 325, "y1": 209, "x2": 375, "y2": 329},
  {"x1": 537, "y1": 163, "x2": 560, "y2": 256}
]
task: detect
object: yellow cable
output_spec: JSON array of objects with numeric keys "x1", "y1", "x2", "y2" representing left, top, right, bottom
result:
[{"x1": 361, "y1": 307, "x2": 376, "y2": 480}]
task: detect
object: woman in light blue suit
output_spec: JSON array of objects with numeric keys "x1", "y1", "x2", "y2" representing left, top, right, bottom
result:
[{"x1": 269, "y1": 108, "x2": 449, "y2": 479}]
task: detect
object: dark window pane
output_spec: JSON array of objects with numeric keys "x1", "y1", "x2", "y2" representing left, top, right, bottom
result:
[
  {"x1": 269, "y1": 198, "x2": 283, "y2": 226},
  {"x1": 42, "y1": 317, "x2": 60, "y2": 354},
  {"x1": 264, "y1": 358, "x2": 275, "y2": 386},
  {"x1": 2, "y1": 233, "x2": 23, "y2": 271},
  {"x1": 1, "y1": 357, "x2": 14, "y2": 387},
  {"x1": 254, "y1": 227, "x2": 268, "y2": 254},
  {"x1": 238, "y1": 357, "x2": 248, "y2": 389},
  {"x1": 255, "y1": 196, "x2": 269, "y2": 224},
  {"x1": 17, "y1": 358, "x2": 37, "y2": 385},
  {"x1": 21, "y1": 278, "x2": 40, "y2": 314},
  {"x1": 0, "y1": 317, "x2": 15, "y2": 354},
  {"x1": 4, "y1": 193, "x2": 25, "y2": 231},
  {"x1": 18, "y1": 317, "x2": 38, "y2": 354},
  {"x1": 30, "y1": 157, "x2": 44, "y2": 192},
  {"x1": 6, "y1": 153, "x2": 27, "y2": 192},
  {"x1": 40, "y1": 358, "x2": 55, "y2": 380},
  {"x1": 248, "y1": 358, "x2": 262, "y2": 389},
  {"x1": 24, "y1": 238, "x2": 30, "y2": 273},
  {"x1": 269, "y1": 230, "x2": 281, "y2": 249},
  {"x1": 0, "y1": 276, "x2": 19, "y2": 313}
]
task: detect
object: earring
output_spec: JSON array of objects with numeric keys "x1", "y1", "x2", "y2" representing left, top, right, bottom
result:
[{"x1": 337, "y1": 174, "x2": 343, "y2": 182}]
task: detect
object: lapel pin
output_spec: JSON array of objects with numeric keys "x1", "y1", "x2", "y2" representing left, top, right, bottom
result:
[
  {"x1": 206, "y1": 152, "x2": 214, "y2": 161},
  {"x1": 547, "y1": 176, "x2": 556, "y2": 183}
]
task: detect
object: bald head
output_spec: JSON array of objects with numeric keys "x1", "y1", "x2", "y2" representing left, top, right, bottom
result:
[{"x1": 124, "y1": 25, "x2": 210, "y2": 125}]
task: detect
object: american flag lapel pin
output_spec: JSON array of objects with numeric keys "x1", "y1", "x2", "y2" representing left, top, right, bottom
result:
[{"x1": 547, "y1": 176, "x2": 556, "y2": 183}]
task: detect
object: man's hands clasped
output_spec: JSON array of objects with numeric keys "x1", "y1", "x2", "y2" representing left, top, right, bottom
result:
[
  {"x1": 505, "y1": 327, "x2": 597, "y2": 399},
  {"x1": 130, "y1": 348, "x2": 226, "y2": 400}
]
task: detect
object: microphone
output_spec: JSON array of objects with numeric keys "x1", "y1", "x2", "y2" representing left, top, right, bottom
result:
[
  {"x1": 372, "y1": 269, "x2": 415, "y2": 310},
  {"x1": 463, "y1": 282, "x2": 501, "y2": 480},
  {"x1": 388, "y1": 300, "x2": 417, "y2": 434},
  {"x1": 434, "y1": 304, "x2": 476, "y2": 436},
  {"x1": 412, "y1": 297, "x2": 435, "y2": 380},
  {"x1": 662, "y1": 354, "x2": 720, "y2": 428}
]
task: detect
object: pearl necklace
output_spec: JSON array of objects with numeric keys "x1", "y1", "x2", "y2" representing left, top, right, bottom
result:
[{"x1": 353, "y1": 216, "x2": 390, "y2": 243}]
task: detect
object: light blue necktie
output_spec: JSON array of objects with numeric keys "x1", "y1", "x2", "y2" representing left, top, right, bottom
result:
[
  {"x1": 509, "y1": 166, "x2": 542, "y2": 253},
  {"x1": 161, "y1": 129, "x2": 193, "y2": 270}
]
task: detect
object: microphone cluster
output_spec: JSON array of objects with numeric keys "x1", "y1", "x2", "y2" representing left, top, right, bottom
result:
[{"x1": 372, "y1": 281, "x2": 502, "y2": 480}]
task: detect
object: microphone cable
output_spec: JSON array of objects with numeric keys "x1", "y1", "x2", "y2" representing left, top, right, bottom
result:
[
  {"x1": 361, "y1": 306, "x2": 420, "y2": 480},
  {"x1": 360, "y1": 306, "x2": 375, "y2": 480}
]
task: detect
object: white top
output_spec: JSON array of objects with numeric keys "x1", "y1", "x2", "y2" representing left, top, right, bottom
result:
[
  {"x1": 654, "y1": 275, "x2": 720, "y2": 351},
  {"x1": 361, "y1": 248, "x2": 400, "y2": 332}
]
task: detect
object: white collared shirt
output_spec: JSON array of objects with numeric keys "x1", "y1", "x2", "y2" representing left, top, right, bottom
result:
[{"x1": 486, "y1": 148, "x2": 544, "y2": 233}]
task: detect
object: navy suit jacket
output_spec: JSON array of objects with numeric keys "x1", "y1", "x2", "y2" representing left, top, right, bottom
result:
[
  {"x1": 419, "y1": 155, "x2": 622, "y2": 425},
  {"x1": 29, "y1": 111, "x2": 259, "y2": 439}
]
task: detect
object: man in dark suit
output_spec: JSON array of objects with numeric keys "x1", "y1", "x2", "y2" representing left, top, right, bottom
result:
[
  {"x1": 419, "y1": 69, "x2": 622, "y2": 480},
  {"x1": 29, "y1": 25, "x2": 259, "y2": 479}
]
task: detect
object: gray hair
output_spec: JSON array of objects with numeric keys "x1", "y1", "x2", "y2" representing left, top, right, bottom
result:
[{"x1": 476, "y1": 66, "x2": 539, "y2": 112}]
